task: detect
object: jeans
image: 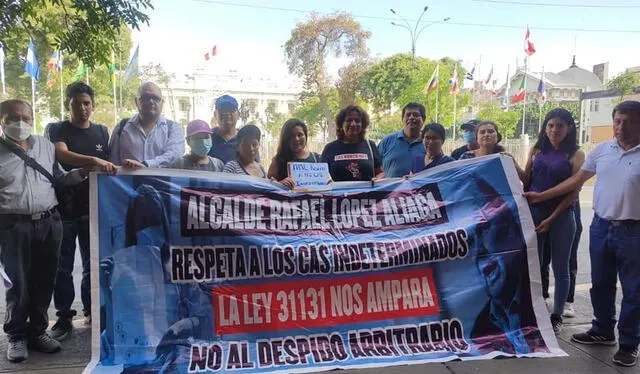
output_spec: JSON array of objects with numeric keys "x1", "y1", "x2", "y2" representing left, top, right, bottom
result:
[
  {"x1": 589, "y1": 215, "x2": 640, "y2": 347},
  {"x1": 567, "y1": 203, "x2": 582, "y2": 303},
  {"x1": 54, "y1": 215, "x2": 91, "y2": 318},
  {"x1": 532, "y1": 206, "x2": 576, "y2": 316},
  {"x1": 540, "y1": 202, "x2": 582, "y2": 303},
  {"x1": 0, "y1": 212, "x2": 63, "y2": 340}
]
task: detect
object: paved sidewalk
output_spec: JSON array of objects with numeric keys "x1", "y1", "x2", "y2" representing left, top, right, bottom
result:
[{"x1": 0, "y1": 288, "x2": 635, "y2": 374}]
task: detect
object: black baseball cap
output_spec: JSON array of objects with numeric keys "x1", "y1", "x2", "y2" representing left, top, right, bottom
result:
[{"x1": 461, "y1": 119, "x2": 480, "y2": 131}]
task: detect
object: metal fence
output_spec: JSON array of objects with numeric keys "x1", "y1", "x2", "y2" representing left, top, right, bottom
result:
[{"x1": 260, "y1": 138, "x2": 596, "y2": 169}]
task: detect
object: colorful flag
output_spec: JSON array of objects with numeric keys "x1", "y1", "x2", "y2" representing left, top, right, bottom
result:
[
  {"x1": 465, "y1": 64, "x2": 475, "y2": 80},
  {"x1": 25, "y1": 40, "x2": 39, "y2": 81},
  {"x1": 449, "y1": 67, "x2": 459, "y2": 96},
  {"x1": 511, "y1": 75, "x2": 526, "y2": 104},
  {"x1": 503, "y1": 66, "x2": 511, "y2": 107},
  {"x1": 537, "y1": 69, "x2": 546, "y2": 102},
  {"x1": 72, "y1": 62, "x2": 88, "y2": 80},
  {"x1": 47, "y1": 51, "x2": 63, "y2": 73},
  {"x1": 424, "y1": 64, "x2": 439, "y2": 94},
  {"x1": 0, "y1": 46, "x2": 5, "y2": 95},
  {"x1": 123, "y1": 45, "x2": 139, "y2": 82},
  {"x1": 484, "y1": 65, "x2": 494, "y2": 86},
  {"x1": 524, "y1": 27, "x2": 536, "y2": 56},
  {"x1": 204, "y1": 45, "x2": 218, "y2": 61}
]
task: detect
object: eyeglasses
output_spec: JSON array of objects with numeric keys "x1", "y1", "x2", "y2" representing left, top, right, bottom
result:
[{"x1": 138, "y1": 94, "x2": 162, "y2": 103}]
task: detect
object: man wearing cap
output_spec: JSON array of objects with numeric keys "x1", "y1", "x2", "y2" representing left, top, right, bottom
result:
[
  {"x1": 378, "y1": 102, "x2": 426, "y2": 178},
  {"x1": 171, "y1": 119, "x2": 224, "y2": 171},
  {"x1": 109, "y1": 82, "x2": 184, "y2": 168},
  {"x1": 208, "y1": 94, "x2": 241, "y2": 164},
  {"x1": 451, "y1": 120, "x2": 480, "y2": 160}
]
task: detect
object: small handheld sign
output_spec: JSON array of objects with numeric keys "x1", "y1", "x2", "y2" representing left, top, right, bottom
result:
[{"x1": 288, "y1": 162, "x2": 332, "y2": 192}]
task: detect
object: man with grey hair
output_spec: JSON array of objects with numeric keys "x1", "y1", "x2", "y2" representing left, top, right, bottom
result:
[
  {"x1": 109, "y1": 82, "x2": 184, "y2": 168},
  {"x1": 0, "y1": 99, "x2": 89, "y2": 362}
]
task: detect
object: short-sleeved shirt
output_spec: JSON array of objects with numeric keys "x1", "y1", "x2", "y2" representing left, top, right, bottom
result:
[
  {"x1": 170, "y1": 155, "x2": 224, "y2": 172},
  {"x1": 582, "y1": 139, "x2": 640, "y2": 220},
  {"x1": 48, "y1": 121, "x2": 110, "y2": 217},
  {"x1": 208, "y1": 127, "x2": 238, "y2": 164},
  {"x1": 451, "y1": 144, "x2": 472, "y2": 160},
  {"x1": 272, "y1": 152, "x2": 321, "y2": 181},
  {"x1": 223, "y1": 160, "x2": 267, "y2": 178},
  {"x1": 378, "y1": 130, "x2": 425, "y2": 178},
  {"x1": 321, "y1": 139, "x2": 382, "y2": 182},
  {"x1": 411, "y1": 153, "x2": 455, "y2": 173}
]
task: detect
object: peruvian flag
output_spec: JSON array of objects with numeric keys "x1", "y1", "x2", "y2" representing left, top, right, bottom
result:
[
  {"x1": 204, "y1": 45, "x2": 218, "y2": 61},
  {"x1": 524, "y1": 27, "x2": 536, "y2": 56},
  {"x1": 511, "y1": 76, "x2": 526, "y2": 103},
  {"x1": 449, "y1": 67, "x2": 459, "y2": 96}
]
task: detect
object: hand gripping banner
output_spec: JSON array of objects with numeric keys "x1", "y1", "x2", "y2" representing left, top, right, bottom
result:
[{"x1": 85, "y1": 154, "x2": 566, "y2": 374}]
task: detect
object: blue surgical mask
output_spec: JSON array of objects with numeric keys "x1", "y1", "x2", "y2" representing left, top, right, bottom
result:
[
  {"x1": 189, "y1": 138, "x2": 212, "y2": 157},
  {"x1": 463, "y1": 131, "x2": 475, "y2": 144}
]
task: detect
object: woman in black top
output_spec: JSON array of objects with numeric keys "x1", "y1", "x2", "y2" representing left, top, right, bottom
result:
[
  {"x1": 267, "y1": 118, "x2": 320, "y2": 188},
  {"x1": 321, "y1": 105, "x2": 383, "y2": 182}
]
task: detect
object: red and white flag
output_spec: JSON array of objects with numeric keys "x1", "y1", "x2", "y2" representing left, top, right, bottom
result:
[
  {"x1": 524, "y1": 27, "x2": 536, "y2": 56},
  {"x1": 204, "y1": 45, "x2": 218, "y2": 61}
]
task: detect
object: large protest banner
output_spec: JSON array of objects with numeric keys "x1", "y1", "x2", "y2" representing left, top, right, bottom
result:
[{"x1": 85, "y1": 154, "x2": 565, "y2": 374}]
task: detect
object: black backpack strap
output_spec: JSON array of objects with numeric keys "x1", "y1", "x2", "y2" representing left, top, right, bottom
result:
[
  {"x1": 116, "y1": 118, "x2": 130, "y2": 137},
  {"x1": 0, "y1": 137, "x2": 57, "y2": 186}
]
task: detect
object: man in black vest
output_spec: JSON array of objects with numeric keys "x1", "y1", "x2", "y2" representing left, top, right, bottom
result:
[{"x1": 47, "y1": 82, "x2": 116, "y2": 341}]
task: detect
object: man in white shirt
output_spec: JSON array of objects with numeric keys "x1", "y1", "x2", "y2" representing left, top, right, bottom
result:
[{"x1": 526, "y1": 100, "x2": 640, "y2": 367}]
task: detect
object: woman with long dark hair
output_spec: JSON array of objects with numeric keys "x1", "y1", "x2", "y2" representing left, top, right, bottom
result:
[
  {"x1": 321, "y1": 105, "x2": 383, "y2": 182},
  {"x1": 523, "y1": 108, "x2": 585, "y2": 334},
  {"x1": 267, "y1": 118, "x2": 320, "y2": 188}
]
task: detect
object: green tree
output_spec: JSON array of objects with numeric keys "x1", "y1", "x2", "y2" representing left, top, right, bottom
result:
[
  {"x1": 508, "y1": 101, "x2": 580, "y2": 138},
  {"x1": 336, "y1": 60, "x2": 370, "y2": 107},
  {"x1": 360, "y1": 54, "x2": 471, "y2": 134},
  {"x1": 1, "y1": 2, "x2": 139, "y2": 130},
  {"x1": 284, "y1": 11, "x2": 370, "y2": 141},
  {"x1": 264, "y1": 102, "x2": 288, "y2": 138},
  {"x1": 607, "y1": 71, "x2": 640, "y2": 99},
  {"x1": 1, "y1": 0, "x2": 153, "y2": 67},
  {"x1": 477, "y1": 103, "x2": 521, "y2": 139},
  {"x1": 293, "y1": 89, "x2": 341, "y2": 137}
]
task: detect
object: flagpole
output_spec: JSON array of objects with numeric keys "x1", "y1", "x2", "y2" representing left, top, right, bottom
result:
[
  {"x1": 538, "y1": 66, "x2": 545, "y2": 132},
  {"x1": 31, "y1": 77, "x2": 37, "y2": 131},
  {"x1": 453, "y1": 94, "x2": 457, "y2": 139},
  {"x1": 521, "y1": 56, "x2": 528, "y2": 137},
  {"x1": 435, "y1": 88, "x2": 439, "y2": 123}
]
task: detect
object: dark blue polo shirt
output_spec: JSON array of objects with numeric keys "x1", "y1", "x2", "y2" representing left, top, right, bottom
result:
[{"x1": 378, "y1": 130, "x2": 426, "y2": 177}]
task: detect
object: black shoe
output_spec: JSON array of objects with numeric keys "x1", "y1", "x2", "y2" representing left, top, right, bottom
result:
[
  {"x1": 572, "y1": 330, "x2": 616, "y2": 346},
  {"x1": 613, "y1": 346, "x2": 638, "y2": 367},
  {"x1": 50, "y1": 317, "x2": 73, "y2": 341},
  {"x1": 550, "y1": 314, "x2": 563, "y2": 334}
]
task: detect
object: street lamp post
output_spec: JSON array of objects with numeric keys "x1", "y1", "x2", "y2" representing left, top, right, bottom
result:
[{"x1": 390, "y1": 6, "x2": 450, "y2": 59}]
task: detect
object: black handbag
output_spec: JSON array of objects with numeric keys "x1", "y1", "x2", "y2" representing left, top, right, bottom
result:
[{"x1": 0, "y1": 137, "x2": 74, "y2": 216}]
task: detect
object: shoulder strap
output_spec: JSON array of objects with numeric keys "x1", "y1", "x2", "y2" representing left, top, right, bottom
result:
[
  {"x1": 366, "y1": 140, "x2": 375, "y2": 175},
  {"x1": 116, "y1": 118, "x2": 130, "y2": 137},
  {"x1": 0, "y1": 137, "x2": 57, "y2": 185}
]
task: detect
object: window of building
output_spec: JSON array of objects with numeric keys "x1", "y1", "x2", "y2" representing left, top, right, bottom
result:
[
  {"x1": 594, "y1": 99, "x2": 599, "y2": 112},
  {"x1": 178, "y1": 97, "x2": 190, "y2": 112}
]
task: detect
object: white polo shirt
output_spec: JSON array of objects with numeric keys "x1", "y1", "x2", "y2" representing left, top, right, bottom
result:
[{"x1": 582, "y1": 139, "x2": 640, "y2": 220}]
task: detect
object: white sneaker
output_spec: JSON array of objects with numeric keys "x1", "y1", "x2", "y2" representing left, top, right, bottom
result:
[
  {"x1": 544, "y1": 298, "x2": 553, "y2": 312},
  {"x1": 563, "y1": 302, "x2": 576, "y2": 318}
]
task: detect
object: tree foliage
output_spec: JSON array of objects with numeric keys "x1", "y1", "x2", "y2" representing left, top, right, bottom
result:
[
  {"x1": 264, "y1": 102, "x2": 288, "y2": 138},
  {"x1": 293, "y1": 89, "x2": 340, "y2": 138},
  {"x1": 336, "y1": 60, "x2": 369, "y2": 107},
  {"x1": 607, "y1": 71, "x2": 640, "y2": 99},
  {"x1": 360, "y1": 54, "x2": 471, "y2": 132},
  {"x1": 476, "y1": 104, "x2": 521, "y2": 139},
  {"x1": 0, "y1": 2, "x2": 139, "y2": 130},
  {"x1": 1, "y1": 0, "x2": 153, "y2": 67},
  {"x1": 284, "y1": 12, "x2": 370, "y2": 140}
]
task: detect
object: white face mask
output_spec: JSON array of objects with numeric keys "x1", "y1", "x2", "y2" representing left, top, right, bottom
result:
[{"x1": 3, "y1": 120, "x2": 32, "y2": 141}]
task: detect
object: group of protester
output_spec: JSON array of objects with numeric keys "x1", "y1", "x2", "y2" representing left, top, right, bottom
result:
[{"x1": 0, "y1": 79, "x2": 638, "y2": 367}]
